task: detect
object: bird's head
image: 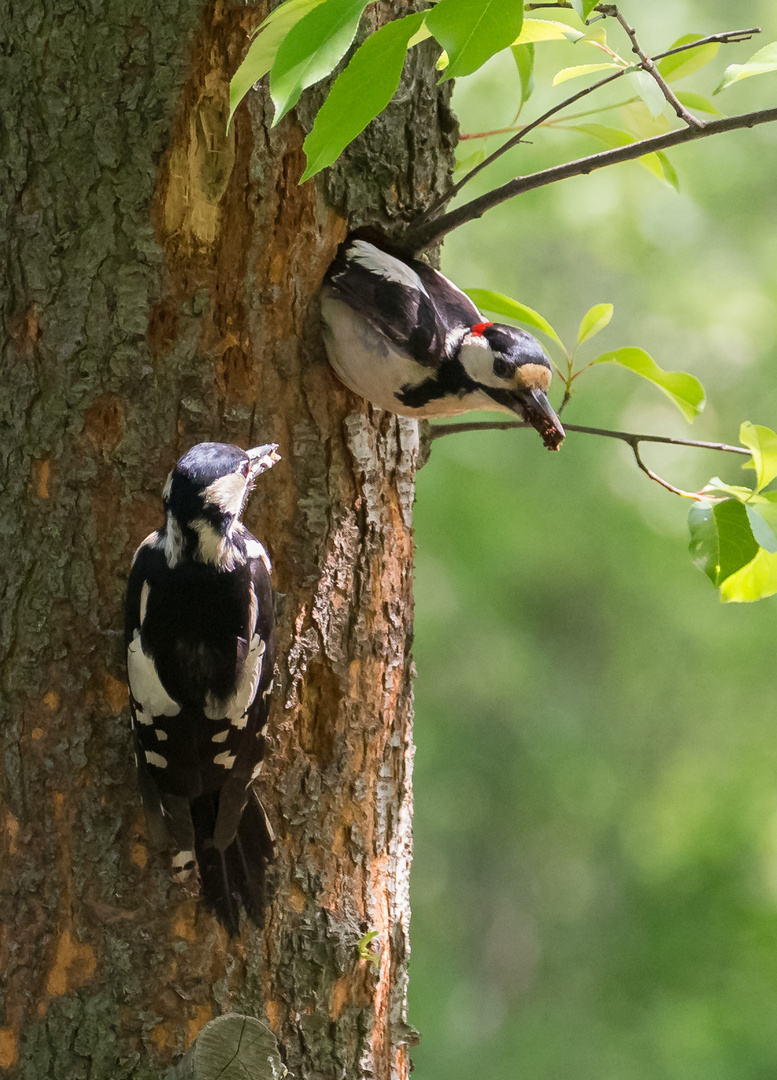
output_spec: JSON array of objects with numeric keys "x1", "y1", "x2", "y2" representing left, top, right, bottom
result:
[
  {"x1": 458, "y1": 322, "x2": 565, "y2": 450},
  {"x1": 163, "y1": 442, "x2": 280, "y2": 564}
]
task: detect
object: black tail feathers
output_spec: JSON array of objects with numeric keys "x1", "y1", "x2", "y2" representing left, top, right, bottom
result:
[{"x1": 191, "y1": 790, "x2": 275, "y2": 934}]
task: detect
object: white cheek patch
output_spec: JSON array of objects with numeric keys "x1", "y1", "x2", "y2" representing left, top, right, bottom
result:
[
  {"x1": 458, "y1": 336, "x2": 497, "y2": 385},
  {"x1": 127, "y1": 632, "x2": 181, "y2": 717},
  {"x1": 349, "y1": 240, "x2": 429, "y2": 295},
  {"x1": 191, "y1": 518, "x2": 244, "y2": 571},
  {"x1": 202, "y1": 473, "x2": 246, "y2": 517}
]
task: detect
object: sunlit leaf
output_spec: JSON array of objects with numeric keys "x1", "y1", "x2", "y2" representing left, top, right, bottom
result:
[
  {"x1": 592, "y1": 347, "x2": 705, "y2": 421},
  {"x1": 739, "y1": 421, "x2": 777, "y2": 492},
  {"x1": 511, "y1": 43, "x2": 535, "y2": 108},
  {"x1": 553, "y1": 62, "x2": 624, "y2": 86},
  {"x1": 514, "y1": 19, "x2": 585, "y2": 46},
  {"x1": 570, "y1": 0, "x2": 599, "y2": 21},
  {"x1": 719, "y1": 547, "x2": 777, "y2": 603},
  {"x1": 464, "y1": 289, "x2": 564, "y2": 350},
  {"x1": 675, "y1": 90, "x2": 722, "y2": 116},
  {"x1": 453, "y1": 143, "x2": 486, "y2": 175},
  {"x1": 300, "y1": 12, "x2": 424, "y2": 181},
  {"x1": 701, "y1": 477, "x2": 755, "y2": 501},
  {"x1": 688, "y1": 499, "x2": 759, "y2": 587},
  {"x1": 577, "y1": 303, "x2": 613, "y2": 345},
  {"x1": 657, "y1": 34, "x2": 720, "y2": 82},
  {"x1": 407, "y1": 21, "x2": 432, "y2": 48},
  {"x1": 228, "y1": 0, "x2": 326, "y2": 129},
  {"x1": 715, "y1": 42, "x2": 777, "y2": 94},
  {"x1": 426, "y1": 0, "x2": 524, "y2": 81},
  {"x1": 269, "y1": 0, "x2": 370, "y2": 124}
]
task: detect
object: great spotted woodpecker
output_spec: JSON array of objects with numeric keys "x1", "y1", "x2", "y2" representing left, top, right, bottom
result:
[
  {"x1": 125, "y1": 441, "x2": 280, "y2": 932},
  {"x1": 320, "y1": 237, "x2": 565, "y2": 450}
]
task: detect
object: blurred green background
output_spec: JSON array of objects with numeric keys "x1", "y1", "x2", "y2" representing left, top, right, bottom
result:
[{"x1": 409, "y1": 2, "x2": 777, "y2": 1077}]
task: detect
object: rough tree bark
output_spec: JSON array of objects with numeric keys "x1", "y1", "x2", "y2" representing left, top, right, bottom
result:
[{"x1": 0, "y1": 1, "x2": 456, "y2": 1077}]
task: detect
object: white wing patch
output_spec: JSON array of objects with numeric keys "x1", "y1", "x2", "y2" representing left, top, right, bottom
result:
[
  {"x1": 349, "y1": 240, "x2": 428, "y2": 295},
  {"x1": 204, "y1": 629, "x2": 265, "y2": 721},
  {"x1": 139, "y1": 581, "x2": 150, "y2": 626},
  {"x1": 214, "y1": 751, "x2": 236, "y2": 769},
  {"x1": 127, "y1": 631, "x2": 181, "y2": 717},
  {"x1": 145, "y1": 749, "x2": 168, "y2": 768},
  {"x1": 212, "y1": 729, "x2": 229, "y2": 743}
]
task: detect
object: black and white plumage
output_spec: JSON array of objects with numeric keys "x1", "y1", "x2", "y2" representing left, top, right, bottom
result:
[
  {"x1": 320, "y1": 236, "x2": 565, "y2": 450},
  {"x1": 125, "y1": 441, "x2": 280, "y2": 932}
]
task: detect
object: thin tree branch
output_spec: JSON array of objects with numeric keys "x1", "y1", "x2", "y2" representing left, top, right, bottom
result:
[
  {"x1": 427, "y1": 420, "x2": 751, "y2": 499},
  {"x1": 405, "y1": 107, "x2": 777, "y2": 252},
  {"x1": 614, "y1": 10, "x2": 704, "y2": 128},
  {"x1": 412, "y1": 24, "x2": 760, "y2": 236}
]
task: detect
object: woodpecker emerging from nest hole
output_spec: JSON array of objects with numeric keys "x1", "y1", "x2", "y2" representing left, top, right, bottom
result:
[{"x1": 320, "y1": 236, "x2": 565, "y2": 450}]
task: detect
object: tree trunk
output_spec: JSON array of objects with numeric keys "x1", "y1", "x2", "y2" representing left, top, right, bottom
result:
[{"x1": 0, "y1": 2, "x2": 455, "y2": 1077}]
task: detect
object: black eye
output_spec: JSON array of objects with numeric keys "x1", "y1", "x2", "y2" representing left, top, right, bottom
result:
[{"x1": 493, "y1": 356, "x2": 511, "y2": 379}]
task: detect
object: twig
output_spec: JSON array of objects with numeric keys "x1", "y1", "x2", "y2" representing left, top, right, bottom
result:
[
  {"x1": 614, "y1": 10, "x2": 704, "y2": 128},
  {"x1": 428, "y1": 419, "x2": 751, "y2": 499},
  {"x1": 413, "y1": 25, "x2": 761, "y2": 235},
  {"x1": 404, "y1": 107, "x2": 777, "y2": 252}
]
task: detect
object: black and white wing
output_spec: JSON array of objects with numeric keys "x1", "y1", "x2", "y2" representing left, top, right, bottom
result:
[{"x1": 324, "y1": 238, "x2": 447, "y2": 367}]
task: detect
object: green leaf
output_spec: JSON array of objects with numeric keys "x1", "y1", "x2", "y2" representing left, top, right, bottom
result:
[
  {"x1": 701, "y1": 477, "x2": 755, "y2": 501},
  {"x1": 715, "y1": 42, "x2": 777, "y2": 94},
  {"x1": 570, "y1": 124, "x2": 675, "y2": 187},
  {"x1": 577, "y1": 303, "x2": 613, "y2": 345},
  {"x1": 514, "y1": 19, "x2": 585, "y2": 46},
  {"x1": 228, "y1": 0, "x2": 326, "y2": 129},
  {"x1": 464, "y1": 289, "x2": 564, "y2": 350},
  {"x1": 300, "y1": 12, "x2": 424, "y2": 181},
  {"x1": 745, "y1": 506, "x2": 777, "y2": 554},
  {"x1": 688, "y1": 499, "x2": 759, "y2": 587},
  {"x1": 511, "y1": 43, "x2": 535, "y2": 108},
  {"x1": 626, "y1": 69, "x2": 666, "y2": 119},
  {"x1": 552, "y1": 62, "x2": 624, "y2": 86},
  {"x1": 719, "y1": 547, "x2": 777, "y2": 603},
  {"x1": 570, "y1": 0, "x2": 600, "y2": 20},
  {"x1": 269, "y1": 0, "x2": 370, "y2": 125},
  {"x1": 657, "y1": 35, "x2": 720, "y2": 82},
  {"x1": 426, "y1": 0, "x2": 524, "y2": 81},
  {"x1": 656, "y1": 151, "x2": 679, "y2": 192},
  {"x1": 358, "y1": 930, "x2": 380, "y2": 968},
  {"x1": 739, "y1": 421, "x2": 777, "y2": 492},
  {"x1": 592, "y1": 347, "x2": 705, "y2": 421},
  {"x1": 675, "y1": 90, "x2": 722, "y2": 116}
]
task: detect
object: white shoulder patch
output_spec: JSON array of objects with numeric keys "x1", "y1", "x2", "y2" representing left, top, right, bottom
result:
[
  {"x1": 139, "y1": 581, "x2": 150, "y2": 626},
  {"x1": 131, "y1": 530, "x2": 163, "y2": 568},
  {"x1": 349, "y1": 240, "x2": 428, "y2": 296},
  {"x1": 204, "y1": 633, "x2": 266, "y2": 721},
  {"x1": 245, "y1": 536, "x2": 272, "y2": 574},
  {"x1": 127, "y1": 631, "x2": 181, "y2": 717}
]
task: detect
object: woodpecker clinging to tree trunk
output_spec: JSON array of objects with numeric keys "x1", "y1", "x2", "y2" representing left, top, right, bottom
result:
[
  {"x1": 320, "y1": 236, "x2": 565, "y2": 450},
  {"x1": 125, "y1": 441, "x2": 280, "y2": 932}
]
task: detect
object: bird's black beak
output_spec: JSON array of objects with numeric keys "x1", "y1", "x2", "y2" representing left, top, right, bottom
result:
[
  {"x1": 489, "y1": 387, "x2": 565, "y2": 450},
  {"x1": 247, "y1": 443, "x2": 281, "y2": 477}
]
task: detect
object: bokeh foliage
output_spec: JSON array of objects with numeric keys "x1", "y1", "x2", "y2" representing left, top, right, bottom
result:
[{"x1": 411, "y1": 1, "x2": 777, "y2": 1076}]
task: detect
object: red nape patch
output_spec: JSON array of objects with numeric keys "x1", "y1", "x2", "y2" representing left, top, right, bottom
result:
[{"x1": 471, "y1": 321, "x2": 493, "y2": 336}]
